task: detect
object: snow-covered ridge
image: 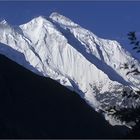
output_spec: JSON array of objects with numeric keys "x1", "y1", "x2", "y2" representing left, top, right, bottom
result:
[{"x1": 0, "y1": 12, "x2": 140, "y2": 128}]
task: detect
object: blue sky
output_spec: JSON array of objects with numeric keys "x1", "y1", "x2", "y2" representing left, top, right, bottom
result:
[{"x1": 0, "y1": 1, "x2": 140, "y2": 40}]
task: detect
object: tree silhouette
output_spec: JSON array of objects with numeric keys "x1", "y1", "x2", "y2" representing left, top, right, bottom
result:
[
  {"x1": 128, "y1": 32, "x2": 140, "y2": 52},
  {"x1": 125, "y1": 32, "x2": 140, "y2": 138}
]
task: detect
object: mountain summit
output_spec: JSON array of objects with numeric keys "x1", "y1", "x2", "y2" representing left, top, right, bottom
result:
[{"x1": 0, "y1": 12, "x2": 140, "y2": 128}]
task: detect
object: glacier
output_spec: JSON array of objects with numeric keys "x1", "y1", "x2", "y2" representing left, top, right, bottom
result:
[{"x1": 0, "y1": 12, "x2": 140, "y2": 128}]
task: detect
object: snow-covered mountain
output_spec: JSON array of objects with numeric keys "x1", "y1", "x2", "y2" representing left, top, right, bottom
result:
[{"x1": 0, "y1": 12, "x2": 140, "y2": 128}]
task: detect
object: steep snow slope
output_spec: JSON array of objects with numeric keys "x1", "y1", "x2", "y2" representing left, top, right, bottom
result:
[
  {"x1": 50, "y1": 12, "x2": 140, "y2": 90},
  {"x1": 0, "y1": 13, "x2": 140, "y2": 128}
]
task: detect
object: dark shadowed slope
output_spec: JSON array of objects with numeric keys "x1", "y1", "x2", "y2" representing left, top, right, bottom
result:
[{"x1": 0, "y1": 54, "x2": 127, "y2": 138}]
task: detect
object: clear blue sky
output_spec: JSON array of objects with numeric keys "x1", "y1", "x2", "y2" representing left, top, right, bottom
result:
[{"x1": 0, "y1": 1, "x2": 140, "y2": 40}]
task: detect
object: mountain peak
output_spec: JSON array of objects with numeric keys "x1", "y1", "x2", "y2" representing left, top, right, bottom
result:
[
  {"x1": 50, "y1": 12, "x2": 78, "y2": 27},
  {"x1": 33, "y1": 16, "x2": 46, "y2": 22},
  {"x1": 19, "y1": 15, "x2": 53, "y2": 33},
  {"x1": 20, "y1": 16, "x2": 48, "y2": 28},
  {"x1": 27, "y1": 16, "x2": 47, "y2": 26},
  {"x1": 50, "y1": 12, "x2": 61, "y2": 17}
]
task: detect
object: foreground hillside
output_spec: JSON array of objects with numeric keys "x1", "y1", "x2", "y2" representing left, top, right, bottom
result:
[{"x1": 0, "y1": 54, "x2": 126, "y2": 138}]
